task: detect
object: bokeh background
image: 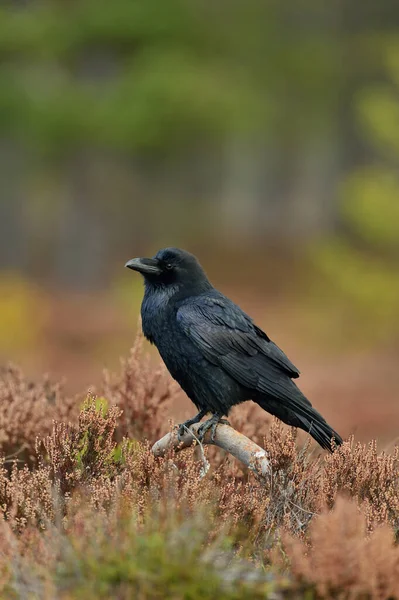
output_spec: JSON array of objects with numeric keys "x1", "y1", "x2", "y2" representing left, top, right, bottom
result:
[{"x1": 0, "y1": 0, "x2": 398, "y2": 443}]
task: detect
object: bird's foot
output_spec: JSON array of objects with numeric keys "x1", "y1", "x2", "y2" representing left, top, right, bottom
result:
[
  {"x1": 177, "y1": 410, "x2": 207, "y2": 440},
  {"x1": 197, "y1": 414, "x2": 230, "y2": 442}
]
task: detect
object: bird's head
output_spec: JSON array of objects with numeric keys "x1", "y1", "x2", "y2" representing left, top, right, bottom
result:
[{"x1": 125, "y1": 247, "x2": 211, "y2": 293}]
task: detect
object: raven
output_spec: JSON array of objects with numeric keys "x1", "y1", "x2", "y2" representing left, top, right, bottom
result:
[{"x1": 125, "y1": 247, "x2": 342, "y2": 452}]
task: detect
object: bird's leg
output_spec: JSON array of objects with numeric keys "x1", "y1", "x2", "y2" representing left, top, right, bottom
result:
[
  {"x1": 177, "y1": 409, "x2": 208, "y2": 439},
  {"x1": 197, "y1": 413, "x2": 231, "y2": 442}
]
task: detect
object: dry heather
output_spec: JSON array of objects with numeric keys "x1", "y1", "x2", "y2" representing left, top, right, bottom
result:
[{"x1": 0, "y1": 335, "x2": 398, "y2": 598}]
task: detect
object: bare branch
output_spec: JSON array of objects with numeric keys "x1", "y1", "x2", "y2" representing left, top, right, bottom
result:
[{"x1": 151, "y1": 423, "x2": 270, "y2": 478}]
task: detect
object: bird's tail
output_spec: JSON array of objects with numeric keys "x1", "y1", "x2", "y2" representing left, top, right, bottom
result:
[
  {"x1": 256, "y1": 393, "x2": 343, "y2": 453},
  {"x1": 297, "y1": 410, "x2": 343, "y2": 452}
]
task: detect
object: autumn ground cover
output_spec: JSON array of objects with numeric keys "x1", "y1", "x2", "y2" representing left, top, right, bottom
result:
[{"x1": 1, "y1": 334, "x2": 399, "y2": 599}]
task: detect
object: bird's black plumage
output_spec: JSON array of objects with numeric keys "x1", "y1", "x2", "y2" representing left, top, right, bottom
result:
[{"x1": 125, "y1": 247, "x2": 342, "y2": 451}]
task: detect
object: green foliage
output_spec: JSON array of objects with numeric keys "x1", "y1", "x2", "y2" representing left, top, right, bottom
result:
[
  {"x1": 0, "y1": 0, "x2": 340, "y2": 155},
  {"x1": 73, "y1": 396, "x2": 141, "y2": 476},
  {"x1": 75, "y1": 396, "x2": 120, "y2": 476},
  {"x1": 0, "y1": 0, "x2": 262, "y2": 155},
  {"x1": 357, "y1": 40, "x2": 399, "y2": 157},
  {"x1": 58, "y1": 518, "x2": 273, "y2": 599},
  {"x1": 349, "y1": 41, "x2": 399, "y2": 250},
  {"x1": 310, "y1": 239, "x2": 399, "y2": 343},
  {"x1": 308, "y1": 40, "x2": 399, "y2": 346},
  {"x1": 342, "y1": 167, "x2": 399, "y2": 250}
]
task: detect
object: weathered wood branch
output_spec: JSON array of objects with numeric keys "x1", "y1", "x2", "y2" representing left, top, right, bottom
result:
[{"x1": 152, "y1": 423, "x2": 270, "y2": 477}]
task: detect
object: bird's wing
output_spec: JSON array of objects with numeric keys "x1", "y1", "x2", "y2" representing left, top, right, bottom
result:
[{"x1": 176, "y1": 296, "x2": 300, "y2": 381}]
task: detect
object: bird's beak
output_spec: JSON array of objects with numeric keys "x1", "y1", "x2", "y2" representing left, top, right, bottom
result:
[{"x1": 125, "y1": 257, "x2": 162, "y2": 275}]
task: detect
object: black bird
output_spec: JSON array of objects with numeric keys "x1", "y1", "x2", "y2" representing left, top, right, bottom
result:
[{"x1": 125, "y1": 248, "x2": 342, "y2": 452}]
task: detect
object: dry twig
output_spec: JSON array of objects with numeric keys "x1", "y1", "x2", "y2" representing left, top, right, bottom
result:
[{"x1": 152, "y1": 423, "x2": 270, "y2": 477}]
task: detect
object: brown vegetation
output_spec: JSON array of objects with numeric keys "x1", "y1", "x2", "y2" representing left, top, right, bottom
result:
[{"x1": 0, "y1": 334, "x2": 399, "y2": 598}]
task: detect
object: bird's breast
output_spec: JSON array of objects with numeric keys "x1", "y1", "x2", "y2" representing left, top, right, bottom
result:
[{"x1": 140, "y1": 288, "x2": 173, "y2": 341}]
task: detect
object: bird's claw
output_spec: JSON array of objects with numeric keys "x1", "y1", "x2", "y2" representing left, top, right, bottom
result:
[
  {"x1": 177, "y1": 410, "x2": 208, "y2": 441},
  {"x1": 177, "y1": 424, "x2": 186, "y2": 440},
  {"x1": 197, "y1": 416, "x2": 230, "y2": 442},
  {"x1": 210, "y1": 421, "x2": 218, "y2": 442}
]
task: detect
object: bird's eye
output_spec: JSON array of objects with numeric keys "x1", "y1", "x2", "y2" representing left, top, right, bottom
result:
[{"x1": 165, "y1": 263, "x2": 173, "y2": 270}]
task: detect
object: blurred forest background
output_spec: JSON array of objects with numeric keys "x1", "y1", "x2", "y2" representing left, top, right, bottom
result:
[{"x1": 0, "y1": 0, "x2": 398, "y2": 443}]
